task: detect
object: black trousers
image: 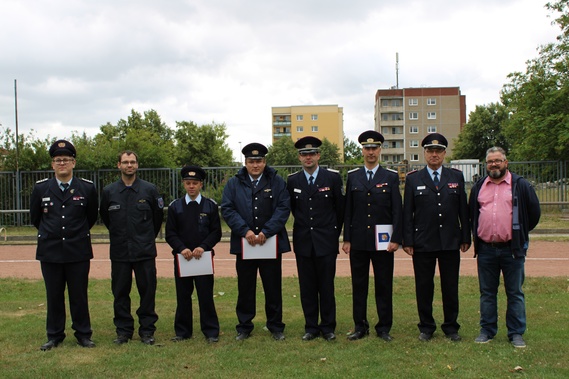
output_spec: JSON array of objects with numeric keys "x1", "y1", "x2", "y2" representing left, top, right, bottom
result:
[
  {"x1": 40, "y1": 260, "x2": 92, "y2": 341},
  {"x1": 412, "y1": 250, "x2": 461, "y2": 335},
  {"x1": 174, "y1": 259, "x2": 219, "y2": 338},
  {"x1": 111, "y1": 259, "x2": 158, "y2": 337},
  {"x1": 296, "y1": 252, "x2": 337, "y2": 335},
  {"x1": 235, "y1": 254, "x2": 284, "y2": 334},
  {"x1": 349, "y1": 249, "x2": 394, "y2": 334}
]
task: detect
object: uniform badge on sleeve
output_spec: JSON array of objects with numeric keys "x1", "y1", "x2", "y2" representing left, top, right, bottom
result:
[{"x1": 157, "y1": 197, "x2": 164, "y2": 209}]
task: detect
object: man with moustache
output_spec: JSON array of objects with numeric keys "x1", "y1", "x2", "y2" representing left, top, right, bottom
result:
[
  {"x1": 287, "y1": 136, "x2": 344, "y2": 341},
  {"x1": 403, "y1": 133, "x2": 470, "y2": 342},
  {"x1": 100, "y1": 150, "x2": 164, "y2": 346},
  {"x1": 30, "y1": 140, "x2": 98, "y2": 351},
  {"x1": 469, "y1": 147, "x2": 540, "y2": 348},
  {"x1": 221, "y1": 143, "x2": 291, "y2": 341},
  {"x1": 342, "y1": 130, "x2": 403, "y2": 342}
]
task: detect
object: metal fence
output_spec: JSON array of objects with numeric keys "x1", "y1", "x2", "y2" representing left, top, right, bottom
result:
[{"x1": 1, "y1": 161, "x2": 568, "y2": 226}]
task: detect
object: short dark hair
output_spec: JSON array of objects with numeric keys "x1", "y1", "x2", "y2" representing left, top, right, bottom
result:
[{"x1": 117, "y1": 150, "x2": 138, "y2": 163}]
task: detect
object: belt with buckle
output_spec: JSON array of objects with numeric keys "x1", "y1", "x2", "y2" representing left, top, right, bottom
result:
[{"x1": 481, "y1": 240, "x2": 511, "y2": 248}]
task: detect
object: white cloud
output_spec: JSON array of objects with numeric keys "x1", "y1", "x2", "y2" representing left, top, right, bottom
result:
[{"x1": 0, "y1": 0, "x2": 560, "y2": 162}]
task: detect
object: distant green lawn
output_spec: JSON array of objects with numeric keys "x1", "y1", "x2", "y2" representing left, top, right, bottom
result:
[{"x1": 0, "y1": 276, "x2": 568, "y2": 378}]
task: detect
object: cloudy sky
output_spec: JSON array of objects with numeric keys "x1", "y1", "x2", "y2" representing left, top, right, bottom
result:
[{"x1": 0, "y1": 0, "x2": 560, "y2": 161}]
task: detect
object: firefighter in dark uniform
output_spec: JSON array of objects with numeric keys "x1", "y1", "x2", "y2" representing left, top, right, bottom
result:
[
  {"x1": 100, "y1": 150, "x2": 164, "y2": 345},
  {"x1": 342, "y1": 130, "x2": 403, "y2": 342},
  {"x1": 166, "y1": 165, "x2": 222, "y2": 343},
  {"x1": 221, "y1": 143, "x2": 291, "y2": 341},
  {"x1": 403, "y1": 133, "x2": 471, "y2": 342},
  {"x1": 30, "y1": 139, "x2": 98, "y2": 351},
  {"x1": 287, "y1": 136, "x2": 344, "y2": 342}
]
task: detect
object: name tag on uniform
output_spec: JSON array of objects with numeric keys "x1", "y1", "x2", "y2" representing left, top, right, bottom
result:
[
  {"x1": 294, "y1": 188, "x2": 302, "y2": 193},
  {"x1": 108, "y1": 205, "x2": 121, "y2": 210},
  {"x1": 417, "y1": 186, "x2": 426, "y2": 190},
  {"x1": 42, "y1": 197, "x2": 51, "y2": 202}
]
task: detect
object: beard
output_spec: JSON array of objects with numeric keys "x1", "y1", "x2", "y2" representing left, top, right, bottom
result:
[{"x1": 487, "y1": 167, "x2": 507, "y2": 179}]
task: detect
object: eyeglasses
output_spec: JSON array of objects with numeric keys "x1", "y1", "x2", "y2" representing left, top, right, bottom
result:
[
  {"x1": 486, "y1": 159, "x2": 505, "y2": 165},
  {"x1": 121, "y1": 160, "x2": 138, "y2": 165},
  {"x1": 52, "y1": 158, "x2": 74, "y2": 164}
]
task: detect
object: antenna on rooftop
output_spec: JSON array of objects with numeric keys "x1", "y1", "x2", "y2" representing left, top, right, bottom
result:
[{"x1": 395, "y1": 52, "x2": 399, "y2": 89}]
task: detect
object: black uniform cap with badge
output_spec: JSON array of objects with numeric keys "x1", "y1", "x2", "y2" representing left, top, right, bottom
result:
[
  {"x1": 242, "y1": 143, "x2": 268, "y2": 160},
  {"x1": 358, "y1": 130, "x2": 384, "y2": 147},
  {"x1": 295, "y1": 136, "x2": 322, "y2": 155},
  {"x1": 49, "y1": 139, "x2": 77, "y2": 158},
  {"x1": 181, "y1": 165, "x2": 206, "y2": 181},
  {"x1": 421, "y1": 133, "x2": 448, "y2": 150}
]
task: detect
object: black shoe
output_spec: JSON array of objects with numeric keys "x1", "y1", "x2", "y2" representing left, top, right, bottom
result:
[
  {"x1": 77, "y1": 338, "x2": 96, "y2": 348},
  {"x1": 113, "y1": 335, "x2": 131, "y2": 345},
  {"x1": 322, "y1": 332, "x2": 336, "y2": 341},
  {"x1": 302, "y1": 332, "x2": 319, "y2": 341},
  {"x1": 445, "y1": 333, "x2": 461, "y2": 342},
  {"x1": 141, "y1": 334, "x2": 155, "y2": 345},
  {"x1": 171, "y1": 336, "x2": 189, "y2": 342},
  {"x1": 272, "y1": 331, "x2": 285, "y2": 341},
  {"x1": 235, "y1": 332, "x2": 250, "y2": 341},
  {"x1": 418, "y1": 332, "x2": 433, "y2": 342},
  {"x1": 378, "y1": 332, "x2": 393, "y2": 342},
  {"x1": 206, "y1": 336, "x2": 219, "y2": 343},
  {"x1": 40, "y1": 339, "x2": 62, "y2": 351},
  {"x1": 347, "y1": 329, "x2": 369, "y2": 341}
]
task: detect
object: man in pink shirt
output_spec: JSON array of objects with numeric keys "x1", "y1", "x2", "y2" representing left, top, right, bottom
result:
[{"x1": 469, "y1": 147, "x2": 540, "y2": 348}]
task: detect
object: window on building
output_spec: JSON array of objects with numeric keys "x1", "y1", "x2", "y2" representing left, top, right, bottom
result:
[
  {"x1": 409, "y1": 126, "x2": 419, "y2": 134},
  {"x1": 392, "y1": 99, "x2": 401, "y2": 107},
  {"x1": 382, "y1": 127, "x2": 390, "y2": 134},
  {"x1": 311, "y1": 114, "x2": 318, "y2": 121},
  {"x1": 427, "y1": 126, "x2": 437, "y2": 133},
  {"x1": 427, "y1": 112, "x2": 436, "y2": 119},
  {"x1": 381, "y1": 99, "x2": 389, "y2": 107},
  {"x1": 409, "y1": 98, "x2": 418, "y2": 106},
  {"x1": 297, "y1": 126, "x2": 303, "y2": 132},
  {"x1": 410, "y1": 140, "x2": 419, "y2": 147},
  {"x1": 410, "y1": 154, "x2": 419, "y2": 161},
  {"x1": 409, "y1": 112, "x2": 418, "y2": 120},
  {"x1": 275, "y1": 127, "x2": 280, "y2": 133},
  {"x1": 381, "y1": 114, "x2": 389, "y2": 121},
  {"x1": 311, "y1": 126, "x2": 318, "y2": 132},
  {"x1": 284, "y1": 127, "x2": 290, "y2": 133},
  {"x1": 427, "y1": 98, "x2": 436, "y2": 105},
  {"x1": 296, "y1": 115, "x2": 303, "y2": 121}
]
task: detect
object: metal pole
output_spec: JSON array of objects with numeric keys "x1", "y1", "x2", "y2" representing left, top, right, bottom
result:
[{"x1": 14, "y1": 79, "x2": 22, "y2": 225}]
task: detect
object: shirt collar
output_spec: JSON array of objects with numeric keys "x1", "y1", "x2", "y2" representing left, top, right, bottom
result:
[
  {"x1": 185, "y1": 193, "x2": 202, "y2": 204},
  {"x1": 249, "y1": 173, "x2": 263, "y2": 183},
  {"x1": 364, "y1": 165, "x2": 379, "y2": 175},
  {"x1": 56, "y1": 178, "x2": 73, "y2": 187},
  {"x1": 304, "y1": 166, "x2": 320, "y2": 182}
]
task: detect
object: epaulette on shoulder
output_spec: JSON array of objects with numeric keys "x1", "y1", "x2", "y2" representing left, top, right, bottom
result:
[
  {"x1": 36, "y1": 178, "x2": 49, "y2": 184},
  {"x1": 80, "y1": 177, "x2": 93, "y2": 183},
  {"x1": 288, "y1": 170, "x2": 302, "y2": 177},
  {"x1": 168, "y1": 199, "x2": 177, "y2": 207},
  {"x1": 208, "y1": 197, "x2": 218, "y2": 205},
  {"x1": 326, "y1": 168, "x2": 340, "y2": 174},
  {"x1": 451, "y1": 167, "x2": 463, "y2": 172},
  {"x1": 348, "y1": 168, "x2": 359, "y2": 174},
  {"x1": 406, "y1": 170, "x2": 418, "y2": 176},
  {"x1": 386, "y1": 168, "x2": 397, "y2": 174}
]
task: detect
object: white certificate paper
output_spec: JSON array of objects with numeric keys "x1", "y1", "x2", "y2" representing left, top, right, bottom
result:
[
  {"x1": 176, "y1": 251, "x2": 214, "y2": 277},
  {"x1": 375, "y1": 224, "x2": 393, "y2": 251},
  {"x1": 242, "y1": 235, "x2": 278, "y2": 260}
]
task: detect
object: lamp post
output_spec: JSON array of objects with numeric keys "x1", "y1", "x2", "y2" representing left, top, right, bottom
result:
[{"x1": 238, "y1": 141, "x2": 242, "y2": 165}]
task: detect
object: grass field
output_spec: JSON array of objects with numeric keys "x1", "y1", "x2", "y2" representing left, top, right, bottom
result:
[{"x1": 1, "y1": 276, "x2": 568, "y2": 378}]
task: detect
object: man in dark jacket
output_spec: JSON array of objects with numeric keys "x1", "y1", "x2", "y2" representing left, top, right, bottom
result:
[
  {"x1": 469, "y1": 147, "x2": 540, "y2": 348},
  {"x1": 166, "y1": 165, "x2": 222, "y2": 343},
  {"x1": 100, "y1": 150, "x2": 164, "y2": 345},
  {"x1": 403, "y1": 133, "x2": 470, "y2": 342},
  {"x1": 30, "y1": 140, "x2": 98, "y2": 351},
  {"x1": 221, "y1": 143, "x2": 291, "y2": 341},
  {"x1": 342, "y1": 130, "x2": 403, "y2": 342},
  {"x1": 287, "y1": 136, "x2": 344, "y2": 342}
]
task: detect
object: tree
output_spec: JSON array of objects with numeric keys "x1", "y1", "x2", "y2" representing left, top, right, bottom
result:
[
  {"x1": 451, "y1": 103, "x2": 510, "y2": 161},
  {"x1": 319, "y1": 138, "x2": 341, "y2": 166},
  {"x1": 0, "y1": 127, "x2": 52, "y2": 171},
  {"x1": 500, "y1": 0, "x2": 569, "y2": 161},
  {"x1": 343, "y1": 135, "x2": 363, "y2": 165},
  {"x1": 266, "y1": 137, "x2": 297, "y2": 166},
  {"x1": 173, "y1": 121, "x2": 234, "y2": 167}
]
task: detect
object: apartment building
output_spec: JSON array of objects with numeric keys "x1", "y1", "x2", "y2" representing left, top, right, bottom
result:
[
  {"x1": 271, "y1": 105, "x2": 344, "y2": 158},
  {"x1": 374, "y1": 87, "x2": 466, "y2": 165}
]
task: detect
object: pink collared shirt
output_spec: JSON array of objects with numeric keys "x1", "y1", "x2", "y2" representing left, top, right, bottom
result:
[{"x1": 477, "y1": 171, "x2": 513, "y2": 243}]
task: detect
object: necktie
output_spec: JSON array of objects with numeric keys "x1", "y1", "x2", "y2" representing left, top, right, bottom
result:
[
  {"x1": 367, "y1": 170, "x2": 373, "y2": 183},
  {"x1": 61, "y1": 182, "x2": 69, "y2": 192},
  {"x1": 433, "y1": 171, "x2": 439, "y2": 189},
  {"x1": 252, "y1": 179, "x2": 258, "y2": 189},
  {"x1": 308, "y1": 176, "x2": 314, "y2": 188}
]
